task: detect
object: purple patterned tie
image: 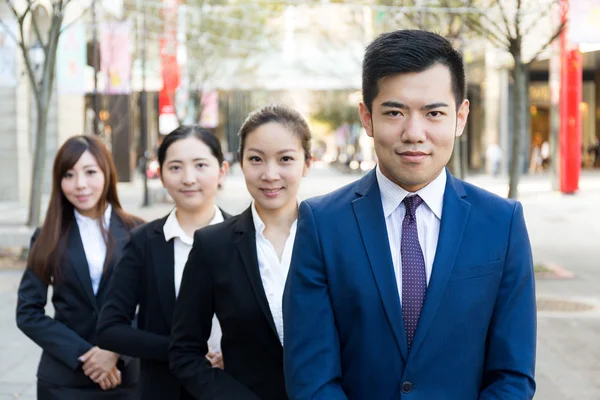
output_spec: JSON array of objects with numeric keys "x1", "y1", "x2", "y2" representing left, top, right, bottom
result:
[{"x1": 401, "y1": 195, "x2": 426, "y2": 350}]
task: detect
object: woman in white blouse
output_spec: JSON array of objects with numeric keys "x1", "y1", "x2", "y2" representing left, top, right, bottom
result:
[
  {"x1": 169, "y1": 104, "x2": 312, "y2": 400},
  {"x1": 17, "y1": 135, "x2": 144, "y2": 399},
  {"x1": 96, "y1": 126, "x2": 230, "y2": 400}
]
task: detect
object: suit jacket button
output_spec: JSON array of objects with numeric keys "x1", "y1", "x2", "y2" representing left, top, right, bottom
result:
[{"x1": 402, "y1": 381, "x2": 413, "y2": 393}]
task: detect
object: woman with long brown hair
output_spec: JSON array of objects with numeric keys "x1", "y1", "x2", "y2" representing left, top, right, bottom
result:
[{"x1": 16, "y1": 135, "x2": 143, "y2": 399}]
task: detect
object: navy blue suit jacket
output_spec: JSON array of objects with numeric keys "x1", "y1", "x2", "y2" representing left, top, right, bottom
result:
[{"x1": 283, "y1": 169, "x2": 536, "y2": 400}]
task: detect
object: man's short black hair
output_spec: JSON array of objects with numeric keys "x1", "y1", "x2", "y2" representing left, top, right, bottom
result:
[{"x1": 362, "y1": 29, "x2": 466, "y2": 112}]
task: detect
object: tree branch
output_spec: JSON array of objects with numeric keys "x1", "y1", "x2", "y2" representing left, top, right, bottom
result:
[
  {"x1": 514, "y1": 0, "x2": 522, "y2": 38},
  {"x1": 6, "y1": 0, "x2": 27, "y2": 23},
  {"x1": 526, "y1": 19, "x2": 565, "y2": 64},
  {"x1": 465, "y1": 14, "x2": 510, "y2": 49},
  {"x1": 27, "y1": 0, "x2": 46, "y2": 52},
  {"x1": 520, "y1": 5, "x2": 555, "y2": 39},
  {"x1": 495, "y1": 0, "x2": 515, "y2": 38},
  {"x1": 60, "y1": 7, "x2": 90, "y2": 34},
  {"x1": 0, "y1": 16, "x2": 20, "y2": 45},
  {"x1": 15, "y1": 12, "x2": 41, "y2": 104},
  {"x1": 474, "y1": 6, "x2": 513, "y2": 44}
]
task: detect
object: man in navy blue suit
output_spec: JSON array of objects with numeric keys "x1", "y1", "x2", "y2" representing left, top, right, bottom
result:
[{"x1": 283, "y1": 30, "x2": 536, "y2": 400}]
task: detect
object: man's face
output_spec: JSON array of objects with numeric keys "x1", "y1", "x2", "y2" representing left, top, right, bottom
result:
[{"x1": 359, "y1": 63, "x2": 469, "y2": 192}]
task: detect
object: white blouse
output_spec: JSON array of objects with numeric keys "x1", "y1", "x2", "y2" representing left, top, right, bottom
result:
[
  {"x1": 74, "y1": 204, "x2": 112, "y2": 295},
  {"x1": 163, "y1": 206, "x2": 225, "y2": 352},
  {"x1": 251, "y1": 201, "x2": 298, "y2": 346}
]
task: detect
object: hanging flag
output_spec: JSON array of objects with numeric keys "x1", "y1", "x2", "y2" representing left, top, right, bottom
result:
[
  {"x1": 100, "y1": 21, "x2": 132, "y2": 94},
  {"x1": 57, "y1": 24, "x2": 86, "y2": 94}
]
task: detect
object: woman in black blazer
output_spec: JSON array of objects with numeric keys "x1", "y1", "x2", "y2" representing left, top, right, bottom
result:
[
  {"x1": 96, "y1": 126, "x2": 231, "y2": 400},
  {"x1": 16, "y1": 135, "x2": 143, "y2": 399},
  {"x1": 169, "y1": 104, "x2": 312, "y2": 400}
]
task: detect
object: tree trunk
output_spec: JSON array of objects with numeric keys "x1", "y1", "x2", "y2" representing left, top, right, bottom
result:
[
  {"x1": 508, "y1": 53, "x2": 528, "y2": 199},
  {"x1": 27, "y1": 97, "x2": 49, "y2": 228},
  {"x1": 26, "y1": 17, "x2": 61, "y2": 228},
  {"x1": 448, "y1": 141, "x2": 462, "y2": 177}
]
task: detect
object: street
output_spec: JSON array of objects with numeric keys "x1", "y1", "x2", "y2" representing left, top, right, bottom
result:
[{"x1": 1, "y1": 166, "x2": 600, "y2": 399}]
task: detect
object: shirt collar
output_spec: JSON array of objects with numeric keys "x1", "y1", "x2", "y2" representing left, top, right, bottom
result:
[
  {"x1": 74, "y1": 203, "x2": 112, "y2": 228},
  {"x1": 251, "y1": 200, "x2": 298, "y2": 237},
  {"x1": 376, "y1": 166, "x2": 446, "y2": 220},
  {"x1": 163, "y1": 205, "x2": 224, "y2": 245}
]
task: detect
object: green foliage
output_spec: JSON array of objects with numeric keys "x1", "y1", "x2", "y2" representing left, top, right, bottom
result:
[{"x1": 312, "y1": 91, "x2": 362, "y2": 131}]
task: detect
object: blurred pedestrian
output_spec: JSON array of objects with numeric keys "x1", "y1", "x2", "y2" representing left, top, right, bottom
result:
[
  {"x1": 16, "y1": 135, "x2": 143, "y2": 399},
  {"x1": 169, "y1": 104, "x2": 312, "y2": 400},
  {"x1": 541, "y1": 140, "x2": 550, "y2": 170},
  {"x1": 485, "y1": 141, "x2": 503, "y2": 177},
  {"x1": 96, "y1": 126, "x2": 230, "y2": 400}
]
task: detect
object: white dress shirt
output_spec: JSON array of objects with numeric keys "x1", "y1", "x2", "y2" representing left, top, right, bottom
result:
[
  {"x1": 251, "y1": 201, "x2": 298, "y2": 346},
  {"x1": 163, "y1": 205, "x2": 224, "y2": 351},
  {"x1": 74, "y1": 204, "x2": 112, "y2": 295},
  {"x1": 376, "y1": 167, "x2": 446, "y2": 303}
]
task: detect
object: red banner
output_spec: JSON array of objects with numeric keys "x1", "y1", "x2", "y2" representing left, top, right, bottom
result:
[
  {"x1": 559, "y1": 0, "x2": 582, "y2": 194},
  {"x1": 159, "y1": 0, "x2": 180, "y2": 134}
]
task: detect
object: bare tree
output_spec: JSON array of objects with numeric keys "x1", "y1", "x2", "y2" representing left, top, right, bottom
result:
[
  {"x1": 1, "y1": 0, "x2": 80, "y2": 227},
  {"x1": 464, "y1": 0, "x2": 565, "y2": 198}
]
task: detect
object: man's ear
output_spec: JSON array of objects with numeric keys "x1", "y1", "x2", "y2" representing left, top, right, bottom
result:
[
  {"x1": 359, "y1": 102, "x2": 374, "y2": 138},
  {"x1": 455, "y1": 99, "x2": 470, "y2": 138}
]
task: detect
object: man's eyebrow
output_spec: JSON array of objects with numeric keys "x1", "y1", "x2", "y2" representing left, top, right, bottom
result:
[
  {"x1": 421, "y1": 102, "x2": 449, "y2": 110},
  {"x1": 380, "y1": 101, "x2": 409, "y2": 109},
  {"x1": 380, "y1": 101, "x2": 449, "y2": 110}
]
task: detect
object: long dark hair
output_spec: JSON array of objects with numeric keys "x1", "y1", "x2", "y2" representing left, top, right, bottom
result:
[{"x1": 28, "y1": 135, "x2": 143, "y2": 284}]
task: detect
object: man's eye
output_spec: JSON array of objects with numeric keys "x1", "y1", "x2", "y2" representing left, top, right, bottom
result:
[{"x1": 385, "y1": 111, "x2": 402, "y2": 117}]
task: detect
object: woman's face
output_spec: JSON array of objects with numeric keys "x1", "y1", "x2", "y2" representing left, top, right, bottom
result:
[
  {"x1": 61, "y1": 150, "x2": 106, "y2": 218},
  {"x1": 160, "y1": 136, "x2": 228, "y2": 212},
  {"x1": 241, "y1": 122, "x2": 310, "y2": 215}
]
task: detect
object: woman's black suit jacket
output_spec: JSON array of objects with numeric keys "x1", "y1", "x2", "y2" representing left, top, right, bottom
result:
[
  {"x1": 169, "y1": 207, "x2": 288, "y2": 400},
  {"x1": 97, "y1": 210, "x2": 231, "y2": 400},
  {"x1": 16, "y1": 212, "x2": 140, "y2": 398}
]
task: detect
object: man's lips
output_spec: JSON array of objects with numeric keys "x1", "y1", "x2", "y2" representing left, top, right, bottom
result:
[{"x1": 398, "y1": 151, "x2": 429, "y2": 162}]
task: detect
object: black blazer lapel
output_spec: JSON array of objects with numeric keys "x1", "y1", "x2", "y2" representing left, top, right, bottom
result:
[
  {"x1": 97, "y1": 211, "x2": 129, "y2": 298},
  {"x1": 220, "y1": 208, "x2": 233, "y2": 220},
  {"x1": 68, "y1": 223, "x2": 99, "y2": 311},
  {"x1": 234, "y1": 207, "x2": 281, "y2": 344},
  {"x1": 352, "y1": 169, "x2": 409, "y2": 361},
  {"x1": 150, "y1": 217, "x2": 177, "y2": 326}
]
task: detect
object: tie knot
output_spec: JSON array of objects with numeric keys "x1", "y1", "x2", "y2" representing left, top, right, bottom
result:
[{"x1": 403, "y1": 195, "x2": 423, "y2": 219}]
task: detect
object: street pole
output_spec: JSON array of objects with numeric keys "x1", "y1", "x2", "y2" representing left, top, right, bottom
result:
[
  {"x1": 140, "y1": 5, "x2": 150, "y2": 207},
  {"x1": 92, "y1": 0, "x2": 100, "y2": 135}
]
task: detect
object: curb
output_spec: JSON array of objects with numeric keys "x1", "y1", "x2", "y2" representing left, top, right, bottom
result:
[{"x1": 536, "y1": 262, "x2": 575, "y2": 279}]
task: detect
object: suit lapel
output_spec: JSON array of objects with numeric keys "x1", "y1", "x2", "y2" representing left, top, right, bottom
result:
[
  {"x1": 352, "y1": 170, "x2": 409, "y2": 362},
  {"x1": 151, "y1": 217, "x2": 177, "y2": 325},
  {"x1": 69, "y1": 222, "x2": 98, "y2": 310},
  {"x1": 409, "y1": 171, "x2": 471, "y2": 359},
  {"x1": 97, "y1": 212, "x2": 128, "y2": 299},
  {"x1": 234, "y1": 208, "x2": 281, "y2": 344}
]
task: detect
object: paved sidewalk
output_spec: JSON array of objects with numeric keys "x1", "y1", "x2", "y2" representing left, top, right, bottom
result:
[{"x1": 1, "y1": 167, "x2": 600, "y2": 399}]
